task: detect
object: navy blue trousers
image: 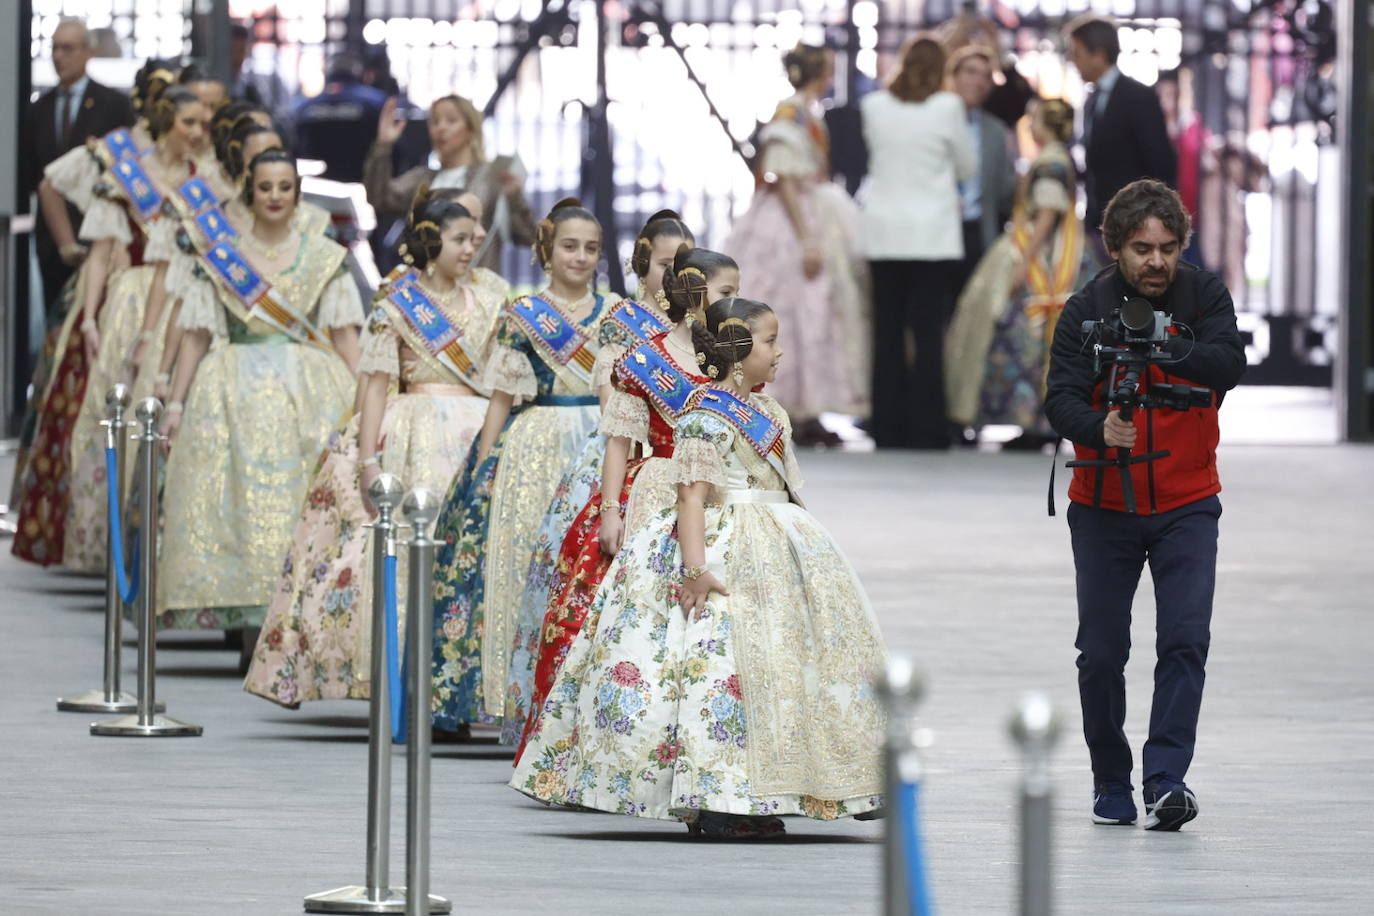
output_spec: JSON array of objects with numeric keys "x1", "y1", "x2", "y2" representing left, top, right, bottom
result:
[{"x1": 1067, "y1": 494, "x2": 1221, "y2": 786}]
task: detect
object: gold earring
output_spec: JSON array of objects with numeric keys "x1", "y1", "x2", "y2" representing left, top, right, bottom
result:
[
  {"x1": 425, "y1": 262, "x2": 435, "y2": 277},
  {"x1": 654, "y1": 288, "x2": 668, "y2": 308},
  {"x1": 732, "y1": 365, "x2": 745, "y2": 388}
]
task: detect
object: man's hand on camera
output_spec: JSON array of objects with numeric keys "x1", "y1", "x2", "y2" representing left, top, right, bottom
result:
[{"x1": 1103, "y1": 410, "x2": 1137, "y2": 449}]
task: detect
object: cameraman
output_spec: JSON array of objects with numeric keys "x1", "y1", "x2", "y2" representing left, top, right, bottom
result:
[{"x1": 1045, "y1": 179, "x2": 1245, "y2": 831}]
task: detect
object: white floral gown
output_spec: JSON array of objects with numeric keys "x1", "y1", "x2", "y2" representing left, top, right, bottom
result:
[{"x1": 511, "y1": 392, "x2": 887, "y2": 821}]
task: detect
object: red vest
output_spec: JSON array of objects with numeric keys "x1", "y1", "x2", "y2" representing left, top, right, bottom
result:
[{"x1": 1069, "y1": 363, "x2": 1222, "y2": 515}]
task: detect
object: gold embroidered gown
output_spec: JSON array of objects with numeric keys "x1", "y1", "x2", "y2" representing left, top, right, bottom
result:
[
  {"x1": 243, "y1": 268, "x2": 506, "y2": 706},
  {"x1": 512, "y1": 392, "x2": 887, "y2": 821},
  {"x1": 157, "y1": 233, "x2": 360, "y2": 631}
]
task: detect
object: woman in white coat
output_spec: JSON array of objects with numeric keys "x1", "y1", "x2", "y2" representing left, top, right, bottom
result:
[{"x1": 861, "y1": 37, "x2": 975, "y2": 449}]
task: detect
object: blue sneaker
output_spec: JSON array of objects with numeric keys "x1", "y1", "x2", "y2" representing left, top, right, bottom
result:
[
  {"x1": 1143, "y1": 778, "x2": 1199, "y2": 831},
  {"x1": 1092, "y1": 781, "x2": 1137, "y2": 825}
]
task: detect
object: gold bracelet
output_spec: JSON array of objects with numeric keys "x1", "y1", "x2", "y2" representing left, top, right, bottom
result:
[
  {"x1": 598, "y1": 504, "x2": 621, "y2": 516},
  {"x1": 680, "y1": 564, "x2": 707, "y2": 580}
]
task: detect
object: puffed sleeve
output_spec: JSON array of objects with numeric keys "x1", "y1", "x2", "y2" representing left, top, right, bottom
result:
[
  {"x1": 78, "y1": 195, "x2": 133, "y2": 244},
  {"x1": 671, "y1": 410, "x2": 731, "y2": 500},
  {"x1": 357, "y1": 306, "x2": 401, "y2": 378},
  {"x1": 1030, "y1": 177, "x2": 1071, "y2": 214},
  {"x1": 175, "y1": 270, "x2": 228, "y2": 337},
  {"x1": 758, "y1": 111, "x2": 817, "y2": 178},
  {"x1": 314, "y1": 269, "x2": 364, "y2": 329},
  {"x1": 479, "y1": 314, "x2": 538, "y2": 399},
  {"x1": 594, "y1": 318, "x2": 634, "y2": 389},
  {"x1": 599, "y1": 380, "x2": 650, "y2": 441},
  {"x1": 44, "y1": 146, "x2": 100, "y2": 212},
  {"x1": 142, "y1": 216, "x2": 179, "y2": 264}
]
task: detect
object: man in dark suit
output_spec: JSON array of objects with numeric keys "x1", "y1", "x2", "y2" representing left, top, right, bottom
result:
[
  {"x1": 26, "y1": 19, "x2": 136, "y2": 322},
  {"x1": 1067, "y1": 16, "x2": 1176, "y2": 249}
]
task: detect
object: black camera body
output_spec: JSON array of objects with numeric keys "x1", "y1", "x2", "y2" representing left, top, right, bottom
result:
[{"x1": 1064, "y1": 297, "x2": 1213, "y2": 514}]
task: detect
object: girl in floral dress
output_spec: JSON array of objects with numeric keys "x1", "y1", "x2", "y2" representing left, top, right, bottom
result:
[
  {"x1": 12, "y1": 63, "x2": 187, "y2": 567},
  {"x1": 512, "y1": 297, "x2": 888, "y2": 838},
  {"x1": 156, "y1": 151, "x2": 361, "y2": 635},
  {"x1": 512, "y1": 246, "x2": 739, "y2": 760},
  {"x1": 245, "y1": 189, "x2": 506, "y2": 704},
  {"x1": 499, "y1": 211, "x2": 699, "y2": 743},
  {"x1": 430, "y1": 199, "x2": 611, "y2": 739}
]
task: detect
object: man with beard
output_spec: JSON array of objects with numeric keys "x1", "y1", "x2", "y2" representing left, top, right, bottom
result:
[{"x1": 1045, "y1": 179, "x2": 1245, "y2": 832}]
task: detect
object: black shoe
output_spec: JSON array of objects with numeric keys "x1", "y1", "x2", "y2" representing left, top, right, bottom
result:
[{"x1": 1143, "y1": 779, "x2": 1199, "y2": 831}]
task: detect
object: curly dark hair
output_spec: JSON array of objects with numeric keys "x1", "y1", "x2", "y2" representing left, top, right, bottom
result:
[
  {"x1": 1100, "y1": 179, "x2": 1192, "y2": 253},
  {"x1": 691, "y1": 296, "x2": 772, "y2": 382},
  {"x1": 662, "y1": 247, "x2": 738, "y2": 325}
]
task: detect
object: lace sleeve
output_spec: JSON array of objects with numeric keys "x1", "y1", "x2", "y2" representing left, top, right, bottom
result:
[
  {"x1": 594, "y1": 342, "x2": 630, "y2": 389},
  {"x1": 44, "y1": 146, "x2": 99, "y2": 212},
  {"x1": 357, "y1": 308, "x2": 401, "y2": 378},
  {"x1": 599, "y1": 385, "x2": 650, "y2": 440},
  {"x1": 176, "y1": 271, "x2": 228, "y2": 337},
  {"x1": 163, "y1": 246, "x2": 197, "y2": 297},
  {"x1": 78, "y1": 196, "x2": 132, "y2": 244},
  {"x1": 315, "y1": 270, "x2": 364, "y2": 330},
  {"x1": 671, "y1": 410, "x2": 732, "y2": 498},
  {"x1": 142, "y1": 217, "x2": 178, "y2": 264},
  {"x1": 1030, "y1": 177, "x2": 1071, "y2": 214},
  {"x1": 481, "y1": 344, "x2": 538, "y2": 399},
  {"x1": 758, "y1": 116, "x2": 818, "y2": 178}
]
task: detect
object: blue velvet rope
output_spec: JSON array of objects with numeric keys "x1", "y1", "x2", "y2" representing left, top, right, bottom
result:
[
  {"x1": 105, "y1": 446, "x2": 140, "y2": 604},
  {"x1": 384, "y1": 553, "x2": 403, "y2": 741},
  {"x1": 899, "y1": 780, "x2": 935, "y2": 916}
]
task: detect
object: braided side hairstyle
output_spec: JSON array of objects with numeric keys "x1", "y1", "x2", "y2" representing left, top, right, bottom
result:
[
  {"x1": 222, "y1": 120, "x2": 280, "y2": 181},
  {"x1": 131, "y1": 59, "x2": 177, "y2": 115},
  {"x1": 661, "y1": 246, "x2": 738, "y2": 325},
  {"x1": 213, "y1": 101, "x2": 267, "y2": 167},
  {"x1": 399, "y1": 184, "x2": 473, "y2": 271},
  {"x1": 241, "y1": 149, "x2": 300, "y2": 207},
  {"x1": 533, "y1": 197, "x2": 599, "y2": 269},
  {"x1": 629, "y1": 209, "x2": 694, "y2": 278},
  {"x1": 690, "y1": 296, "x2": 772, "y2": 382},
  {"x1": 147, "y1": 87, "x2": 200, "y2": 141}
]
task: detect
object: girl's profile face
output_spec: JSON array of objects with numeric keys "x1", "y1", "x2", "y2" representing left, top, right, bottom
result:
[
  {"x1": 737, "y1": 310, "x2": 780, "y2": 386},
  {"x1": 705, "y1": 267, "x2": 740, "y2": 306},
  {"x1": 433, "y1": 216, "x2": 479, "y2": 282},
  {"x1": 642, "y1": 233, "x2": 686, "y2": 303}
]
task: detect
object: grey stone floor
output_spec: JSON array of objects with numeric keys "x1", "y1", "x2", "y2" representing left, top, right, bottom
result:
[{"x1": 1, "y1": 445, "x2": 1370, "y2": 915}]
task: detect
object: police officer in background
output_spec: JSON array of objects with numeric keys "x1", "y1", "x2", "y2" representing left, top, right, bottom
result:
[{"x1": 1045, "y1": 179, "x2": 1246, "y2": 832}]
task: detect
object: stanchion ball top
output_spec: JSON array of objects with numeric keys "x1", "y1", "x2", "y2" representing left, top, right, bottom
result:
[
  {"x1": 106, "y1": 383, "x2": 132, "y2": 410},
  {"x1": 401, "y1": 487, "x2": 439, "y2": 526},
  {"x1": 368, "y1": 472, "x2": 406, "y2": 509},
  {"x1": 1009, "y1": 691, "x2": 1060, "y2": 746},
  {"x1": 135, "y1": 397, "x2": 163, "y2": 424},
  {"x1": 876, "y1": 656, "x2": 926, "y2": 703}
]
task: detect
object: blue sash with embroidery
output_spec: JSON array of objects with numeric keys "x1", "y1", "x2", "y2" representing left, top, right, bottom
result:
[
  {"x1": 108, "y1": 155, "x2": 163, "y2": 223},
  {"x1": 606, "y1": 299, "x2": 669, "y2": 346},
  {"x1": 174, "y1": 176, "x2": 217, "y2": 216},
  {"x1": 100, "y1": 127, "x2": 141, "y2": 162},
  {"x1": 508, "y1": 294, "x2": 599, "y2": 385},
  {"x1": 202, "y1": 240, "x2": 327, "y2": 348},
  {"x1": 384, "y1": 281, "x2": 485, "y2": 387},
  {"x1": 618, "y1": 340, "x2": 697, "y2": 422},
  {"x1": 689, "y1": 387, "x2": 791, "y2": 486},
  {"x1": 193, "y1": 207, "x2": 237, "y2": 247}
]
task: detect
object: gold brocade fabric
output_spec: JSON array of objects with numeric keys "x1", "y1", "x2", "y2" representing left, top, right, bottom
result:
[
  {"x1": 480, "y1": 402, "x2": 601, "y2": 715},
  {"x1": 62, "y1": 265, "x2": 158, "y2": 571},
  {"x1": 158, "y1": 238, "x2": 357, "y2": 621},
  {"x1": 243, "y1": 392, "x2": 487, "y2": 705}
]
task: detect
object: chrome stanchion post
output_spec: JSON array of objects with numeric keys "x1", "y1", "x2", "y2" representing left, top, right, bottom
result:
[
  {"x1": 91, "y1": 397, "x2": 201, "y2": 738},
  {"x1": 877, "y1": 656, "x2": 934, "y2": 916},
  {"x1": 305, "y1": 473, "x2": 408, "y2": 914},
  {"x1": 1010, "y1": 692, "x2": 1060, "y2": 916},
  {"x1": 59, "y1": 384, "x2": 161, "y2": 713},
  {"x1": 402, "y1": 489, "x2": 449, "y2": 916}
]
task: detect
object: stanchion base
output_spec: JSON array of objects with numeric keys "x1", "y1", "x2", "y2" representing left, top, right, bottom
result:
[
  {"x1": 57, "y1": 689, "x2": 165, "y2": 714},
  {"x1": 89, "y1": 713, "x2": 203, "y2": 737},
  {"x1": 303, "y1": 886, "x2": 449, "y2": 914}
]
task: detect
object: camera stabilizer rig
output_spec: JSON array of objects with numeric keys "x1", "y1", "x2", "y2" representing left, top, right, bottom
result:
[{"x1": 1066, "y1": 297, "x2": 1213, "y2": 514}]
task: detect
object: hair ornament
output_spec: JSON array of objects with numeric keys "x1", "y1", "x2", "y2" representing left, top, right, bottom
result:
[
  {"x1": 718, "y1": 317, "x2": 751, "y2": 333},
  {"x1": 678, "y1": 267, "x2": 706, "y2": 282},
  {"x1": 695, "y1": 352, "x2": 707, "y2": 366},
  {"x1": 413, "y1": 220, "x2": 441, "y2": 235},
  {"x1": 707, "y1": 365, "x2": 719, "y2": 379},
  {"x1": 149, "y1": 69, "x2": 176, "y2": 87}
]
